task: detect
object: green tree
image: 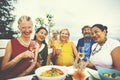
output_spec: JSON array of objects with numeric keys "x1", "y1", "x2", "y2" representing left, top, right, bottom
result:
[
  {"x1": 35, "y1": 17, "x2": 44, "y2": 31},
  {"x1": 35, "y1": 14, "x2": 55, "y2": 37},
  {"x1": 46, "y1": 14, "x2": 55, "y2": 38},
  {"x1": 0, "y1": 0, "x2": 17, "y2": 39}
]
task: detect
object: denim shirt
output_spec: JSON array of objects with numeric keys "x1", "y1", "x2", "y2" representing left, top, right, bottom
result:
[
  {"x1": 81, "y1": 42, "x2": 91, "y2": 60},
  {"x1": 77, "y1": 37, "x2": 95, "y2": 61}
]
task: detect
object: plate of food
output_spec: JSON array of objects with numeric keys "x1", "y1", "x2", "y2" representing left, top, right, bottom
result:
[{"x1": 35, "y1": 65, "x2": 67, "y2": 80}]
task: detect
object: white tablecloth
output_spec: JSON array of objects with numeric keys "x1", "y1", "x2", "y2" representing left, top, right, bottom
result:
[
  {"x1": 8, "y1": 74, "x2": 35, "y2": 80},
  {"x1": 8, "y1": 66, "x2": 100, "y2": 80}
]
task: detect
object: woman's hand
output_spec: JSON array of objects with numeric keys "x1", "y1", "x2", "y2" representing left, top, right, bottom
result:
[
  {"x1": 55, "y1": 48, "x2": 61, "y2": 56},
  {"x1": 36, "y1": 61, "x2": 42, "y2": 68},
  {"x1": 22, "y1": 50, "x2": 34, "y2": 59}
]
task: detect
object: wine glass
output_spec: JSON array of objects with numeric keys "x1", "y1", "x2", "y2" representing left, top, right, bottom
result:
[
  {"x1": 39, "y1": 54, "x2": 43, "y2": 61},
  {"x1": 78, "y1": 46, "x2": 85, "y2": 60},
  {"x1": 81, "y1": 57, "x2": 90, "y2": 71},
  {"x1": 79, "y1": 53, "x2": 85, "y2": 60},
  {"x1": 29, "y1": 46, "x2": 36, "y2": 53},
  {"x1": 73, "y1": 52, "x2": 84, "y2": 69},
  {"x1": 56, "y1": 46, "x2": 62, "y2": 56},
  {"x1": 38, "y1": 54, "x2": 44, "y2": 66},
  {"x1": 48, "y1": 48, "x2": 53, "y2": 54},
  {"x1": 29, "y1": 41, "x2": 36, "y2": 62}
]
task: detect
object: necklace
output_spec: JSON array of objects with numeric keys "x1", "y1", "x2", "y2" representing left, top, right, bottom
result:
[
  {"x1": 19, "y1": 37, "x2": 31, "y2": 47},
  {"x1": 91, "y1": 38, "x2": 107, "y2": 55},
  {"x1": 91, "y1": 44, "x2": 102, "y2": 56},
  {"x1": 91, "y1": 38, "x2": 107, "y2": 56}
]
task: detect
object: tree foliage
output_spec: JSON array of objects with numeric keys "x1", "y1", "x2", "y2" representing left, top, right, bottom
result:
[
  {"x1": 35, "y1": 14, "x2": 55, "y2": 37},
  {"x1": 0, "y1": 0, "x2": 17, "y2": 39},
  {"x1": 35, "y1": 17, "x2": 45, "y2": 31},
  {"x1": 46, "y1": 14, "x2": 55, "y2": 37}
]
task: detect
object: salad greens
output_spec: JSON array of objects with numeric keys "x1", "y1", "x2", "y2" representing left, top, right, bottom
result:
[{"x1": 103, "y1": 73, "x2": 120, "y2": 79}]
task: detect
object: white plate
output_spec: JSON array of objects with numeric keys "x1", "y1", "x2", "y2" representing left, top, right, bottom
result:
[
  {"x1": 63, "y1": 66, "x2": 99, "y2": 79},
  {"x1": 35, "y1": 65, "x2": 67, "y2": 80},
  {"x1": 63, "y1": 66, "x2": 76, "y2": 75}
]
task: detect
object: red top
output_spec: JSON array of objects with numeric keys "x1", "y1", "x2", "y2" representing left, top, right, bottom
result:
[{"x1": 0, "y1": 38, "x2": 33, "y2": 79}]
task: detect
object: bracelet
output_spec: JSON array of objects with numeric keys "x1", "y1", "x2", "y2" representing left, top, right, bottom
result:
[
  {"x1": 12, "y1": 59, "x2": 16, "y2": 63},
  {"x1": 19, "y1": 54, "x2": 22, "y2": 59}
]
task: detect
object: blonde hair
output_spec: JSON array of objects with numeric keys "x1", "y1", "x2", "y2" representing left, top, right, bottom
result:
[
  {"x1": 18, "y1": 15, "x2": 33, "y2": 25},
  {"x1": 59, "y1": 28, "x2": 70, "y2": 41}
]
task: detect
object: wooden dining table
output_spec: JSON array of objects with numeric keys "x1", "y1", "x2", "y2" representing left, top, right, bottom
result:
[{"x1": 8, "y1": 66, "x2": 100, "y2": 80}]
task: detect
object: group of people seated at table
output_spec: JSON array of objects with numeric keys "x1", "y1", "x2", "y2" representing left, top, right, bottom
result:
[{"x1": 0, "y1": 15, "x2": 120, "y2": 79}]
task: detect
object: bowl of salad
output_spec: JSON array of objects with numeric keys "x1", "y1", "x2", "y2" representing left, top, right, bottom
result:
[
  {"x1": 98, "y1": 68, "x2": 120, "y2": 80},
  {"x1": 35, "y1": 65, "x2": 67, "y2": 80}
]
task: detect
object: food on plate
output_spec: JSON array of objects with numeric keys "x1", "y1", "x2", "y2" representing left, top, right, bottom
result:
[
  {"x1": 73, "y1": 69, "x2": 85, "y2": 80},
  {"x1": 40, "y1": 67, "x2": 64, "y2": 77},
  {"x1": 103, "y1": 73, "x2": 120, "y2": 79}
]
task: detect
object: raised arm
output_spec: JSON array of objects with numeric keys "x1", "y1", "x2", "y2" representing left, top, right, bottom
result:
[
  {"x1": 18, "y1": 43, "x2": 39, "y2": 76},
  {"x1": 1, "y1": 41, "x2": 38, "y2": 72}
]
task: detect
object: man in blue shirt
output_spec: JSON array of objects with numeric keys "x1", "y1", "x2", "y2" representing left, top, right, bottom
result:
[{"x1": 77, "y1": 25, "x2": 95, "y2": 61}]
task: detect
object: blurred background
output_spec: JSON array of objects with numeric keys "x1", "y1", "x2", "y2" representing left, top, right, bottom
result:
[{"x1": 0, "y1": 0, "x2": 120, "y2": 43}]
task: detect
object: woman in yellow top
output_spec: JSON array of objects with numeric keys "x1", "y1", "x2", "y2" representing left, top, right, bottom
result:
[{"x1": 52, "y1": 28, "x2": 79, "y2": 66}]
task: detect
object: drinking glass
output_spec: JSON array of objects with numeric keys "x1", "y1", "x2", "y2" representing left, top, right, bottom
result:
[
  {"x1": 48, "y1": 48, "x2": 53, "y2": 54},
  {"x1": 56, "y1": 47, "x2": 62, "y2": 56},
  {"x1": 38, "y1": 54, "x2": 43, "y2": 62},
  {"x1": 36, "y1": 53, "x2": 43, "y2": 67},
  {"x1": 29, "y1": 41, "x2": 36, "y2": 62},
  {"x1": 79, "y1": 53, "x2": 85, "y2": 60},
  {"x1": 74, "y1": 46, "x2": 86, "y2": 71}
]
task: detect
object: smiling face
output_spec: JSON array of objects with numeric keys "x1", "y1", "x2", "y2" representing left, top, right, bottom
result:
[
  {"x1": 91, "y1": 26, "x2": 106, "y2": 43},
  {"x1": 35, "y1": 29, "x2": 47, "y2": 42},
  {"x1": 60, "y1": 29, "x2": 70, "y2": 42},
  {"x1": 19, "y1": 20, "x2": 33, "y2": 38},
  {"x1": 53, "y1": 31, "x2": 58, "y2": 39},
  {"x1": 82, "y1": 27, "x2": 92, "y2": 38}
]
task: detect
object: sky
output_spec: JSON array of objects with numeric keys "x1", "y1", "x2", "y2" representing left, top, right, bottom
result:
[{"x1": 12, "y1": 0, "x2": 120, "y2": 42}]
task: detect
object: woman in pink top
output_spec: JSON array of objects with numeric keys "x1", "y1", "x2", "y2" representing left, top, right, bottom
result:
[{"x1": 0, "y1": 16, "x2": 39, "y2": 79}]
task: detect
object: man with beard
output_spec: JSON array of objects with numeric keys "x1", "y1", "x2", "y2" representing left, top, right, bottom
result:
[{"x1": 76, "y1": 25, "x2": 95, "y2": 61}]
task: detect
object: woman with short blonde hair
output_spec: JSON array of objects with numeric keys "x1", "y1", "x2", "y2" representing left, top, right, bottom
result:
[{"x1": 0, "y1": 15, "x2": 39, "y2": 79}]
